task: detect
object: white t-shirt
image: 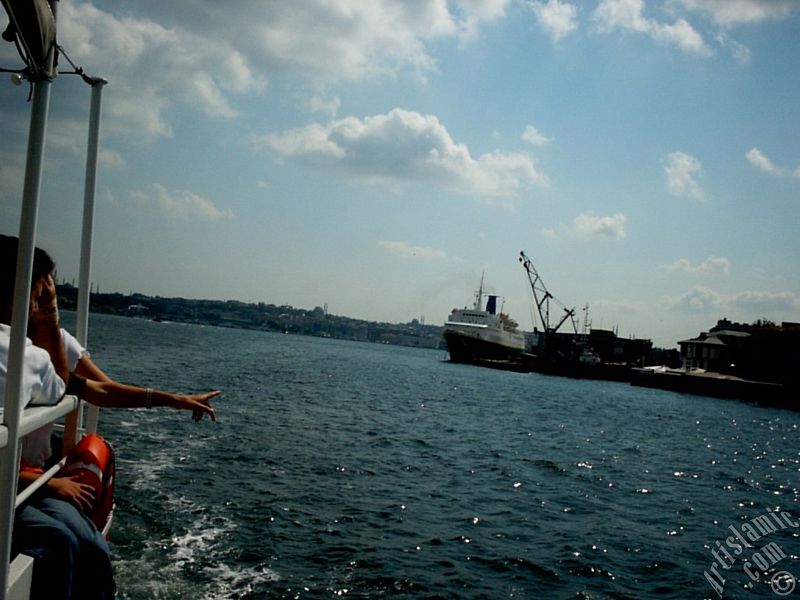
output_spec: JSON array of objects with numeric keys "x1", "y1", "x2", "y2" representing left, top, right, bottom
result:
[
  {"x1": 61, "y1": 328, "x2": 89, "y2": 372},
  {"x1": 0, "y1": 323, "x2": 65, "y2": 411},
  {"x1": 1, "y1": 323, "x2": 68, "y2": 468},
  {"x1": 23, "y1": 329, "x2": 90, "y2": 467}
]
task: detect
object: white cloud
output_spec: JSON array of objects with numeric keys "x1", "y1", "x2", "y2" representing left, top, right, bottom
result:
[
  {"x1": 99, "y1": 148, "x2": 126, "y2": 170},
  {"x1": 49, "y1": 1, "x2": 512, "y2": 143},
  {"x1": 36, "y1": 115, "x2": 127, "y2": 169},
  {"x1": 594, "y1": 0, "x2": 711, "y2": 56},
  {"x1": 746, "y1": 147, "x2": 787, "y2": 176},
  {"x1": 0, "y1": 165, "x2": 24, "y2": 204},
  {"x1": 572, "y1": 211, "x2": 627, "y2": 239},
  {"x1": 130, "y1": 183, "x2": 234, "y2": 220},
  {"x1": 454, "y1": 0, "x2": 511, "y2": 40},
  {"x1": 309, "y1": 94, "x2": 342, "y2": 117},
  {"x1": 670, "y1": 285, "x2": 721, "y2": 311},
  {"x1": 714, "y1": 32, "x2": 751, "y2": 64},
  {"x1": 262, "y1": 123, "x2": 346, "y2": 160},
  {"x1": 664, "y1": 151, "x2": 705, "y2": 200},
  {"x1": 666, "y1": 256, "x2": 730, "y2": 275},
  {"x1": 378, "y1": 240, "x2": 448, "y2": 260},
  {"x1": 541, "y1": 227, "x2": 558, "y2": 239},
  {"x1": 529, "y1": 0, "x2": 579, "y2": 42},
  {"x1": 731, "y1": 291, "x2": 798, "y2": 313},
  {"x1": 261, "y1": 108, "x2": 549, "y2": 198},
  {"x1": 669, "y1": 286, "x2": 799, "y2": 315},
  {"x1": 676, "y1": 0, "x2": 799, "y2": 28},
  {"x1": 72, "y1": 1, "x2": 508, "y2": 82},
  {"x1": 59, "y1": 2, "x2": 265, "y2": 140},
  {"x1": 594, "y1": 0, "x2": 650, "y2": 32},
  {"x1": 651, "y1": 17, "x2": 710, "y2": 55},
  {"x1": 457, "y1": 0, "x2": 510, "y2": 20},
  {"x1": 521, "y1": 124, "x2": 552, "y2": 146}
]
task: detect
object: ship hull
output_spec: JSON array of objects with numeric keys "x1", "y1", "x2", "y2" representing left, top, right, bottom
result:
[{"x1": 444, "y1": 327, "x2": 524, "y2": 364}]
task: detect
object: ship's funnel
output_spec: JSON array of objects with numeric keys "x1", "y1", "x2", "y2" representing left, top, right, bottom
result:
[{"x1": 486, "y1": 295, "x2": 498, "y2": 315}]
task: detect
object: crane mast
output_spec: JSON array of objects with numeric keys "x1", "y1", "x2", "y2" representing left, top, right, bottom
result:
[{"x1": 518, "y1": 251, "x2": 577, "y2": 334}]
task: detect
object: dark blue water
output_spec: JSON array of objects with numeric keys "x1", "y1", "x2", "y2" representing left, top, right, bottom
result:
[{"x1": 63, "y1": 313, "x2": 799, "y2": 599}]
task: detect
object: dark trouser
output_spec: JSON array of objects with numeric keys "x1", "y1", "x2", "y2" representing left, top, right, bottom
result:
[{"x1": 13, "y1": 497, "x2": 115, "y2": 600}]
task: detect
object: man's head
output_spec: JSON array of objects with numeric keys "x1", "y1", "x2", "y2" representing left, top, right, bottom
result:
[{"x1": 0, "y1": 234, "x2": 56, "y2": 323}]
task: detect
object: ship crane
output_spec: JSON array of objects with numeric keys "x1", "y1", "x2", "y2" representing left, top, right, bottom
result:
[{"x1": 518, "y1": 251, "x2": 577, "y2": 334}]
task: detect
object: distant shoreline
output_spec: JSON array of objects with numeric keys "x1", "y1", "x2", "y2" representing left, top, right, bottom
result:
[{"x1": 56, "y1": 283, "x2": 446, "y2": 350}]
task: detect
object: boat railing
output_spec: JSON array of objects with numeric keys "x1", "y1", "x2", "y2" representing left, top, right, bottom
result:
[
  {"x1": 0, "y1": 397, "x2": 76, "y2": 599},
  {"x1": 0, "y1": 1, "x2": 107, "y2": 594},
  {"x1": 10, "y1": 397, "x2": 81, "y2": 508}
]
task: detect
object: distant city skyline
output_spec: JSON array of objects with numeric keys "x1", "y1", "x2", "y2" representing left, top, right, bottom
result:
[{"x1": 2, "y1": 1, "x2": 799, "y2": 349}]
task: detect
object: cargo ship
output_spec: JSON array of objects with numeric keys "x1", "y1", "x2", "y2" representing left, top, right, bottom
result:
[{"x1": 443, "y1": 252, "x2": 652, "y2": 379}]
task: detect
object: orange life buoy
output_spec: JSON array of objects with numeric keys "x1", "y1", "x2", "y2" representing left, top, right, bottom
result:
[{"x1": 63, "y1": 433, "x2": 115, "y2": 530}]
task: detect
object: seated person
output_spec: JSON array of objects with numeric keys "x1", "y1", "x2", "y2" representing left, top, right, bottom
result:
[{"x1": 1, "y1": 234, "x2": 220, "y2": 600}]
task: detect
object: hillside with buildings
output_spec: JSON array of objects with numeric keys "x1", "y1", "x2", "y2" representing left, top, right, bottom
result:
[{"x1": 56, "y1": 283, "x2": 445, "y2": 350}]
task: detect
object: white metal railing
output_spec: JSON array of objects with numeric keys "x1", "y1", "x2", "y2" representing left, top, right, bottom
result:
[
  {"x1": 14, "y1": 458, "x2": 67, "y2": 510},
  {"x1": 0, "y1": 5, "x2": 106, "y2": 595},
  {"x1": 0, "y1": 71, "x2": 54, "y2": 600},
  {"x1": 1, "y1": 8, "x2": 60, "y2": 600},
  {"x1": 76, "y1": 78, "x2": 106, "y2": 439},
  {"x1": 7, "y1": 396, "x2": 79, "y2": 508},
  {"x1": 0, "y1": 393, "x2": 91, "y2": 600}
]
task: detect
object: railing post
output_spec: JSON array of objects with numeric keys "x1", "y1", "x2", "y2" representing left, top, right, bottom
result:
[
  {"x1": 65, "y1": 76, "x2": 107, "y2": 449},
  {"x1": 0, "y1": 76, "x2": 52, "y2": 600}
]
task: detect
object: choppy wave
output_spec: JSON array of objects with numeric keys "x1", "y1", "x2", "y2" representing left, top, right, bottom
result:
[{"x1": 75, "y1": 313, "x2": 800, "y2": 599}]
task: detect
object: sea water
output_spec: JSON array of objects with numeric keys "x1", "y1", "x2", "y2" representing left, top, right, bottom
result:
[{"x1": 62, "y1": 312, "x2": 799, "y2": 599}]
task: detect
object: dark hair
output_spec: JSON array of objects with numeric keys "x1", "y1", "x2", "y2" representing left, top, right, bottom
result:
[{"x1": 0, "y1": 234, "x2": 57, "y2": 315}]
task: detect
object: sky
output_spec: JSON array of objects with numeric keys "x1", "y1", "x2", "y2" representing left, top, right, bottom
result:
[{"x1": 1, "y1": 0, "x2": 799, "y2": 349}]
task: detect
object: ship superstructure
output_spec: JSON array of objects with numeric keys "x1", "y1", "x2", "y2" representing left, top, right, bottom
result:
[{"x1": 444, "y1": 276, "x2": 526, "y2": 365}]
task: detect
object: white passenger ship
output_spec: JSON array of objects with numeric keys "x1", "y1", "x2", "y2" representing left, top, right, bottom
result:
[{"x1": 444, "y1": 276, "x2": 527, "y2": 366}]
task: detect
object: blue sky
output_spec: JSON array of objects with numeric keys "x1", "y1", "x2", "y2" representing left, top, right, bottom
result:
[{"x1": 1, "y1": 0, "x2": 799, "y2": 348}]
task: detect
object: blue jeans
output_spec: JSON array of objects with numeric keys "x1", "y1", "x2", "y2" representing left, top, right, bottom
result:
[{"x1": 13, "y1": 496, "x2": 115, "y2": 600}]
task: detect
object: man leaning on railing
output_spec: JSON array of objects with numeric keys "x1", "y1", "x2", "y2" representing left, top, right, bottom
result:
[{"x1": 1, "y1": 233, "x2": 115, "y2": 600}]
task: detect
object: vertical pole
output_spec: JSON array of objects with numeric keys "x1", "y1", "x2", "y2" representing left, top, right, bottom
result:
[
  {"x1": 71, "y1": 77, "x2": 107, "y2": 439},
  {"x1": 75, "y1": 79, "x2": 106, "y2": 351},
  {"x1": 0, "y1": 77, "x2": 53, "y2": 600}
]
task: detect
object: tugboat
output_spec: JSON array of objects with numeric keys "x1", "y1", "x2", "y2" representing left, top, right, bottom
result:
[{"x1": 444, "y1": 275, "x2": 527, "y2": 369}]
